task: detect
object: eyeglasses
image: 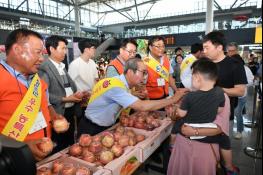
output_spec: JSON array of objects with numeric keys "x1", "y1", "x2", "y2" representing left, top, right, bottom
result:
[
  {"x1": 125, "y1": 49, "x2": 137, "y2": 55},
  {"x1": 137, "y1": 69, "x2": 148, "y2": 77},
  {"x1": 152, "y1": 45, "x2": 165, "y2": 50}
]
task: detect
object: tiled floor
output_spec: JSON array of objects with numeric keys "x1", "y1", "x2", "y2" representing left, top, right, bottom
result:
[{"x1": 134, "y1": 86, "x2": 262, "y2": 175}]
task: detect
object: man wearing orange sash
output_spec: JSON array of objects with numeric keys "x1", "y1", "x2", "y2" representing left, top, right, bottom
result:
[
  {"x1": 107, "y1": 39, "x2": 148, "y2": 99},
  {"x1": 106, "y1": 39, "x2": 137, "y2": 77},
  {"x1": 78, "y1": 58, "x2": 187, "y2": 136},
  {"x1": 0, "y1": 29, "x2": 56, "y2": 161},
  {"x1": 142, "y1": 36, "x2": 179, "y2": 169},
  {"x1": 143, "y1": 36, "x2": 178, "y2": 100}
]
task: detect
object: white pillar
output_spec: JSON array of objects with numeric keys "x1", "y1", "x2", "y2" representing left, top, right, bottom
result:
[
  {"x1": 206, "y1": 0, "x2": 214, "y2": 34},
  {"x1": 74, "y1": 0, "x2": 81, "y2": 37}
]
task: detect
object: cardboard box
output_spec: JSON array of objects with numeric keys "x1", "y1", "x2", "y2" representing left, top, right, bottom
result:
[
  {"x1": 36, "y1": 147, "x2": 69, "y2": 167},
  {"x1": 37, "y1": 156, "x2": 110, "y2": 175},
  {"x1": 155, "y1": 118, "x2": 173, "y2": 144},
  {"x1": 104, "y1": 147, "x2": 141, "y2": 175},
  {"x1": 56, "y1": 146, "x2": 137, "y2": 175},
  {"x1": 69, "y1": 157, "x2": 112, "y2": 175},
  {"x1": 135, "y1": 131, "x2": 160, "y2": 162}
]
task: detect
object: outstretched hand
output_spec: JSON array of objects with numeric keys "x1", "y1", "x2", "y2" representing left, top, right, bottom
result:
[{"x1": 171, "y1": 88, "x2": 189, "y2": 103}]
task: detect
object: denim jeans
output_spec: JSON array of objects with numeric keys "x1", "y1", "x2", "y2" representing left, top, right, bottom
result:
[{"x1": 235, "y1": 96, "x2": 247, "y2": 133}]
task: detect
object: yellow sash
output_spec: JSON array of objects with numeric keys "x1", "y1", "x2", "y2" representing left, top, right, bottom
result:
[
  {"x1": 180, "y1": 55, "x2": 197, "y2": 75},
  {"x1": 2, "y1": 74, "x2": 42, "y2": 141},
  {"x1": 88, "y1": 78, "x2": 127, "y2": 104},
  {"x1": 143, "y1": 57, "x2": 169, "y2": 82}
]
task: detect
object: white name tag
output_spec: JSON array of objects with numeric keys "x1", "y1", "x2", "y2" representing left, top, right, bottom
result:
[
  {"x1": 65, "y1": 87, "x2": 74, "y2": 108},
  {"x1": 29, "y1": 112, "x2": 47, "y2": 134},
  {"x1": 157, "y1": 78, "x2": 165, "y2": 87}
]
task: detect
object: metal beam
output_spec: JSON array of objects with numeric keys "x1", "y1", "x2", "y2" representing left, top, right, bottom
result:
[
  {"x1": 143, "y1": 2, "x2": 155, "y2": 21},
  {"x1": 237, "y1": 0, "x2": 250, "y2": 8},
  {"x1": 42, "y1": 0, "x2": 45, "y2": 17},
  {"x1": 69, "y1": 0, "x2": 74, "y2": 4},
  {"x1": 103, "y1": 2, "x2": 135, "y2": 22},
  {"x1": 80, "y1": 6, "x2": 98, "y2": 13},
  {"x1": 100, "y1": 13, "x2": 107, "y2": 26},
  {"x1": 74, "y1": 0, "x2": 81, "y2": 36},
  {"x1": 230, "y1": 0, "x2": 239, "y2": 10},
  {"x1": 214, "y1": 0, "x2": 223, "y2": 11},
  {"x1": 38, "y1": 0, "x2": 44, "y2": 15},
  {"x1": 16, "y1": 0, "x2": 27, "y2": 10},
  {"x1": 26, "y1": 0, "x2": 29, "y2": 13},
  {"x1": 63, "y1": 7, "x2": 74, "y2": 19},
  {"x1": 0, "y1": 9, "x2": 77, "y2": 27},
  {"x1": 94, "y1": 13, "x2": 107, "y2": 26},
  {"x1": 64, "y1": 0, "x2": 74, "y2": 5},
  {"x1": 125, "y1": 11, "x2": 136, "y2": 22},
  {"x1": 206, "y1": 0, "x2": 214, "y2": 34},
  {"x1": 79, "y1": 0, "x2": 158, "y2": 13},
  {"x1": 52, "y1": 0, "x2": 73, "y2": 6},
  {"x1": 134, "y1": 0, "x2": 140, "y2": 21}
]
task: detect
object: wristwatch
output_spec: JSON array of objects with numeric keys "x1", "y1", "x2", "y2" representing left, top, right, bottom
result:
[{"x1": 194, "y1": 128, "x2": 199, "y2": 136}]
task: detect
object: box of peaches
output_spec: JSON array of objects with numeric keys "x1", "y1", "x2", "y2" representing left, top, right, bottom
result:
[
  {"x1": 36, "y1": 125, "x2": 146, "y2": 175},
  {"x1": 64, "y1": 125, "x2": 157, "y2": 175},
  {"x1": 119, "y1": 111, "x2": 166, "y2": 131},
  {"x1": 36, "y1": 155, "x2": 111, "y2": 175},
  {"x1": 119, "y1": 111, "x2": 173, "y2": 149}
]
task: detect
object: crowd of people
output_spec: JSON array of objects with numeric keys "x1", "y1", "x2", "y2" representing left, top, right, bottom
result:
[{"x1": 0, "y1": 28, "x2": 262, "y2": 175}]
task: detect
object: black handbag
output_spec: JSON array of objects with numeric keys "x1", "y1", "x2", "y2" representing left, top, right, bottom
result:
[{"x1": 210, "y1": 144, "x2": 226, "y2": 175}]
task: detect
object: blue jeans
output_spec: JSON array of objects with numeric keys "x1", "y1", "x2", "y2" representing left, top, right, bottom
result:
[{"x1": 235, "y1": 96, "x2": 247, "y2": 133}]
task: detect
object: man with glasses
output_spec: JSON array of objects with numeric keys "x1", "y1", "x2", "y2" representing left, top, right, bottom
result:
[
  {"x1": 144, "y1": 36, "x2": 177, "y2": 100},
  {"x1": 227, "y1": 42, "x2": 254, "y2": 139},
  {"x1": 106, "y1": 39, "x2": 137, "y2": 77},
  {"x1": 107, "y1": 38, "x2": 147, "y2": 99},
  {"x1": 142, "y1": 36, "x2": 179, "y2": 170},
  {"x1": 78, "y1": 58, "x2": 187, "y2": 136}
]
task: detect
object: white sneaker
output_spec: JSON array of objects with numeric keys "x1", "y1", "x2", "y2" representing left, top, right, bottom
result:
[{"x1": 234, "y1": 132, "x2": 242, "y2": 139}]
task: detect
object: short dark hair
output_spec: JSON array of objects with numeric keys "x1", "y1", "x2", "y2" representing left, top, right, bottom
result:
[
  {"x1": 124, "y1": 58, "x2": 143, "y2": 74},
  {"x1": 191, "y1": 58, "x2": 218, "y2": 82},
  {"x1": 120, "y1": 38, "x2": 138, "y2": 49},
  {"x1": 135, "y1": 53, "x2": 142, "y2": 59},
  {"x1": 227, "y1": 42, "x2": 238, "y2": 49},
  {"x1": 5, "y1": 28, "x2": 43, "y2": 55},
  {"x1": 175, "y1": 54, "x2": 183, "y2": 63},
  {"x1": 148, "y1": 36, "x2": 165, "y2": 53},
  {"x1": 78, "y1": 39, "x2": 98, "y2": 54},
  {"x1": 45, "y1": 35, "x2": 68, "y2": 56},
  {"x1": 203, "y1": 31, "x2": 226, "y2": 51},
  {"x1": 191, "y1": 43, "x2": 203, "y2": 54},
  {"x1": 174, "y1": 47, "x2": 183, "y2": 54}
]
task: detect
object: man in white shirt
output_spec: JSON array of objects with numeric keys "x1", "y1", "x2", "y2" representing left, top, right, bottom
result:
[
  {"x1": 180, "y1": 43, "x2": 203, "y2": 89},
  {"x1": 227, "y1": 42, "x2": 254, "y2": 139},
  {"x1": 68, "y1": 39, "x2": 99, "y2": 99}
]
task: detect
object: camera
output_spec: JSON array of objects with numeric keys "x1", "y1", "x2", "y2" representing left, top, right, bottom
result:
[{"x1": 0, "y1": 135, "x2": 36, "y2": 175}]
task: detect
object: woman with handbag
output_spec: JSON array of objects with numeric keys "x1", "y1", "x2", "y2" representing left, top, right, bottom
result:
[{"x1": 167, "y1": 94, "x2": 237, "y2": 175}]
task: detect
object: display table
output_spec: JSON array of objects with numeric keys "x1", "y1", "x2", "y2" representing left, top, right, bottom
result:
[{"x1": 37, "y1": 114, "x2": 173, "y2": 175}]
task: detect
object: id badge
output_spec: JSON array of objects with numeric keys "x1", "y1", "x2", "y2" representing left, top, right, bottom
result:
[
  {"x1": 65, "y1": 87, "x2": 74, "y2": 108},
  {"x1": 157, "y1": 78, "x2": 165, "y2": 87},
  {"x1": 29, "y1": 112, "x2": 47, "y2": 134},
  {"x1": 65, "y1": 87, "x2": 74, "y2": 96}
]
